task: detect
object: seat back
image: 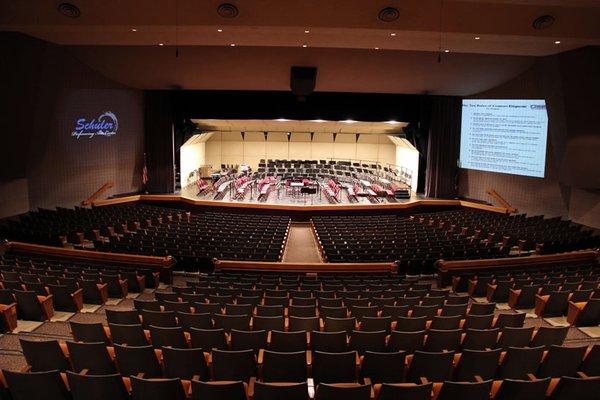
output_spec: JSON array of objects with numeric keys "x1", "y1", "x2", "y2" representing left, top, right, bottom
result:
[
  {"x1": 141, "y1": 310, "x2": 178, "y2": 328},
  {"x1": 494, "y1": 377, "x2": 550, "y2": 400},
  {"x1": 311, "y1": 331, "x2": 347, "y2": 352},
  {"x1": 312, "y1": 351, "x2": 357, "y2": 384},
  {"x1": 106, "y1": 309, "x2": 140, "y2": 324},
  {"x1": 19, "y1": 338, "x2": 69, "y2": 372},
  {"x1": 113, "y1": 344, "x2": 162, "y2": 378},
  {"x1": 66, "y1": 341, "x2": 116, "y2": 374},
  {"x1": 453, "y1": 349, "x2": 501, "y2": 381},
  {"x1": 14, "y1": 290, "x2": 44, "y2": 321},
  {"x1": 537, "y1": 345, "x2": 588, "y2": 378},
  {"x1": 314, "y1": 383, "x2": 371, "y2": 400},
  {"x1": 3, "y1": 370, "x2": 70, "y2": 400},
  {"x1": 177, "y1": 311, "x2": 213, "y2": 330},
  {"x1": 230, "y1": 329, "x2": 267, "y2": 353},
  {"x1": 66, "y1": 371, "x2": 130, "y2": 400},
  {"x1": 437, "y1": 380, "x2": 493, "y2": 400},
  {"x1": 388, "y1": 330, "x2": 425, "y2": 353},
  {"x1": 361, "y1": 351, "x2": 405, "y2": 383},
  {"x1": 406, "y1": 350, "x2": 454, "y2": 383},
  {"x1": 530, "y1": 326, "x2": 569, "y2": 348},
  {"x1": 162, "y1": 347, "x2": 210, "y2": 380},
  {"x1": 189, "y1": 328, "x2": 228, "y2": 350},
  {"x1": 70, "y1": 321, "x2": 110, "y2": 344},
  {"x1": 190, "y1": 380, "x2": 247, "y2": 400},
  {"x1": 550, "y1": 376, "x2": 600, "y2": 400},
  {"x1": 130, "y1": 376, "x2": 187, "y2": 400},
  {"x1": 269, "y1": 330, "x2": 307, "y2": 352},
  {"x1": 212, "y1": 349, "x2": 256, "y2": 382},
  {"x1": 149, "y1": 325, "x2": 188, "y2": 348},
  {"x1": 253, "y1": 382, "x2": 308, "y2": 400},
  {"x1": 262, "y1": 350, "x2": 307, "y2": 382},
  {"x1": 109, "y1": 323, "x2": 148, "y2": 346},
  {"x1": 377, "y1": 382, "x2": 433, "y2": 400},
  {"x1": 497, "y1": 346, "x2": 545, "y2": 379}
]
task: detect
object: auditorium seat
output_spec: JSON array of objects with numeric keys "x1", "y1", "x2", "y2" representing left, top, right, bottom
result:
[{"x1": 66, "y1": 371, "x2": 130, "y2": 400}]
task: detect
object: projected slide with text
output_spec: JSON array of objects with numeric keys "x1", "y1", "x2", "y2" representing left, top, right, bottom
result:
[{"x1": 459, "y1": 99, "x2": 548, "y2": 178}]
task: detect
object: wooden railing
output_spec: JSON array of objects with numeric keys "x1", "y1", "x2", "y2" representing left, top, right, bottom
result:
[
  {"x1": 214, "y1": 259, "x2": 398, "y2": 274},
  {"x1": 436, "y1": 250, "x2": 599, "y2": 286},
  {"x1": 3, "y1": 241, "x2": 175, "y2": 284},
  {"x1": 82, "y1": 181, "x2": 114, "y2": 206},
  {"x1": 486, "y1": 188, "x2": 517, "y2": 213}
]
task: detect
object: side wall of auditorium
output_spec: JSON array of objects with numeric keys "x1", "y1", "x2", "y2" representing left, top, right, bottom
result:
[
  {"x1": 459, "y1": 46, "x2": 600, "y2": 229},
  {"x1": 0, "y1": 33, "x2": 144, "y2": 218}
]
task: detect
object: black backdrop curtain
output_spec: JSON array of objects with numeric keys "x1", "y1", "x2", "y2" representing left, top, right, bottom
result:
[
  {"x1": 144, "y1": 91, "x2": 175, "y2": 193},
  {"x1": 425, "y1": 96, "x2": 462, "y2": 198}
]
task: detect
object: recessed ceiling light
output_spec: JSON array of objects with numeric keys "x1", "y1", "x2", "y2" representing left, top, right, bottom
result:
[
  {"x1": 304, "y1": 30, "x2": 310, "y2": 34},
  {"x1": 131, "y1": 28, "x2": 137, "y2": 32},
  {"x1": 342, "y1": 119, "x2": 357, "y2": 124},
  {"x1": 554, "y1": 40, "x2": 561, "y2": 44},
  {"x1": 230, "y1": 43, "x2": 236, "y2": 46},
  {"x1": 444, "y1": 49, "x2": 450, "y2": 53},
  {"x1": 374, "y1": 47, "x2": 380, "y2": 50},
  {"x1": 302, "y1": 44, "x2": 308, "y2": 48},
  {"x1": 474, "y1": 36, "x2": 480, "y2": 40},
  {"x1": 390, "y1": 33, "x2": 396, "y2": 36},
  {"x1": 217, "y1": 28, "x2": 223, "y2": 32},
  {"x1": 158, "y1": 43, "x2": 164, "y2": 46}
]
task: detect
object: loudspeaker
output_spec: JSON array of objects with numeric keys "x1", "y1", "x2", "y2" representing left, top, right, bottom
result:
[{"x1": 290, "y1": 66, "x2": 317, "y2": 100}]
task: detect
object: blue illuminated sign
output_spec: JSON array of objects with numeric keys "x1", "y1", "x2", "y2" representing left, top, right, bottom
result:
[{"x1": 71, "y1": 111, "x2": 118, "y2": 139}]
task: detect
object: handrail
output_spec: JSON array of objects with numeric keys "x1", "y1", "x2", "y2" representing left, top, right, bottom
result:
[
  {"x1": 3, "y1": 241, "x2": 174, "y2": 283},
  {"x1": 486, "y1": 188, "x2": 517, "y2": 213},
  {"x1": 436, "y1": 249, "x2": 599, "y2": 286},
  {"x1": 214, "y1": 259, "x2": 397, "y2": 273},
  {"x1": 82, "y1": 181, "x2": 114, "y2": 206}
]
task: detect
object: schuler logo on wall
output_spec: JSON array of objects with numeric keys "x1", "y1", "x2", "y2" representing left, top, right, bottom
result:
[{"x1": 71, "y1": 111, "x2": 118, "y2": 139}]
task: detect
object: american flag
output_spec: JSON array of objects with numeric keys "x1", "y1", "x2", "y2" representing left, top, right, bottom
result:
[{"x1": 142, "y1": 153, "x2": 148, "y2": 185}]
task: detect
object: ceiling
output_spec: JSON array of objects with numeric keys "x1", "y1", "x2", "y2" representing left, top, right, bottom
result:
[
  {"x1": 192, "y1": 119, "x2": 409, "y2": 134},
  {"x1": 2, "y1": 1, "x2": 598, "y2": 95},
  {"x1": 2, "y1": 0, "x2": 599, "y2": 56}
]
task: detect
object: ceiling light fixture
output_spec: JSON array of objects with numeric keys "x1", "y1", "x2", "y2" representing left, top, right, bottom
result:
[
  {"x1": 342, "y1": 119, "x2": 357, "y2": 124},
  {"x1": 390, "y1": 32, "x2": 396, "y2": 36},
  {"x1": 131, "y1": 28, "x2": 137, "y2": 32},
  {"x1": 275, "y1": 118, "x2": 290, "y2": 122},
  {"x1": 311, "y1": 119, "x2": 326, "y2": 123},
  {"x1": 217, "y1": 28, "x2": 223, "y2": 32},
  {"x1": 158, "y1": 43, "x2": 164, "y2": 46},
  {"x1": 230, "y1": 43, "x2": 236, "y2": 46},
  {"x1": 374, "y1": 47, "x2": 380, "y2": 50},
  {"x1": 304, "y1": 30, "x2": 310, "y2": 34},
  {"x1": 444, "y1": 49, "x2": 450, "y2": 53},
  {"x1": 386, "y1": 120, "x2": 400, "y2": 124},
  {"x1": 474, "y1": 36, "x2": 480, "y2": 40},
  {"x1": 554, "y1": 40, "x2": 561, "y2": 44},
  {"x1": 302, "y1": 44, "x2": 308, "y2": 48}
]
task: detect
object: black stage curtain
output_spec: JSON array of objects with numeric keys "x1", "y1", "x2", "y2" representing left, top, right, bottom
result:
[
  {"x1": 425, "y1": 96, "x2": 462, "y2": 198},
  {"x1": 144, "y1": 91, "x2": 175, "y2": 193}
]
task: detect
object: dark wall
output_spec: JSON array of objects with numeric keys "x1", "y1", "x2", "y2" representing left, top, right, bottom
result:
[
  {"x1": 0, "y1": 33, "x2": 145, "y2": 217},
  {"x1": 459, "y1": 46, "x2": 600, "y2": 228}
]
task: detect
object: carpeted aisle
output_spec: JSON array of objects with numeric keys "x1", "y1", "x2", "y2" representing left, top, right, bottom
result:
[{"x1": 282, "y1": 223, "x2": 324, "y2": 263}]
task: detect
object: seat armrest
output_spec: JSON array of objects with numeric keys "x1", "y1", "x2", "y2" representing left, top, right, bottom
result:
[
  {"x1": 257, "y1": 348, "x2": 264, "y2": 365},
  {"x1": 39, "y1": 294, "x2": 55, "y2": 320},
  {"x1": 508, "y1": 289, "x2": 521, "y2": 309},
  {"x1": 567, "y1": 301, "x2": 586, "y2": 325},
  {"x1": 486, "y1": 284, "x2": 497, "y2": 302},
  {"x1": 247, "y1": 376, "x2": 256, "y2": 398},
  {"x1": 71, "y1": 289, "x2": 84, "y2": 311},
  {"x1": 534, "y1": 294, "x2": 549, "y2": 316},
  {"x1": 577, "y1": 371, "x2": 589, "y2": 379}
]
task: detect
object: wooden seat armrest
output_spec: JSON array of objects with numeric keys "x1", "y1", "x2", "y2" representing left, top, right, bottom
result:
[
  {"x1": 420, "y1": 377, "x2": 429, "y2": 385},
  {"x1": 486, "y1": 284, "x2": 497, "y2": 301},
  {"x1": 79, "y1": 369, "x2": 89, "y2": 375},
  {"x1": 71, "y1": 289, "x2": 84, "y2": 311},
  {"x1": 467, "y1": 280, "x2": 477, "y2": 296},
  {"x1": 247, "y1": 377, "x2": 256, "y2": 398},
  {"x1": 39, "y1": 294, "x2": 54, "y2": 320},
  {"x1": 97, "y1": 284, "x2": 109, "y2": 304},
  {"x1": 508, "y1": 289, "x2": 521, "y2": 309},
  {"x1": 577, "y1": 371, "x2": 589, "y2": 379},
  {"x1": 534, "y1": 295, "x2": 549, "y2": 316},
  {"x1": 474, "y1": 375, "x2": 483, "y2": 383},
  {"x1": 191, "y1": 375, "x2": 200, "y2": 382},
  {"x1": 0, "y1": 303, "x2": 18, "y2": 332},
  {"x1": 20, "y1": 365, "x2": 32, "y2": 373},
  {"x1": 363, "y1": 377, "x2": 372, "y2": 386},
  {"x1": 257, "y1": 349, "x2": 264, "y2": 364},
  {"x1": 567, "y1": 301, "x2": 586, "y2": 325},
  {"x1": 527, "y1": 373, "x2": 538, "y2": 381},
  {"x1": 137, "y1": 276, "x2": 146, "y2": 292},
  {"x1": 306, "y1": 351, "x2": 312, "y2": 365},
  {"x1": 136, "y1": 372, "x2": 145, "y2": 379}
]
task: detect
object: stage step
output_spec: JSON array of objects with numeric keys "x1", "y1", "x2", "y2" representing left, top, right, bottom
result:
[{"x1": 282, "y1": 223, "x2": 324, "y2": 263}]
